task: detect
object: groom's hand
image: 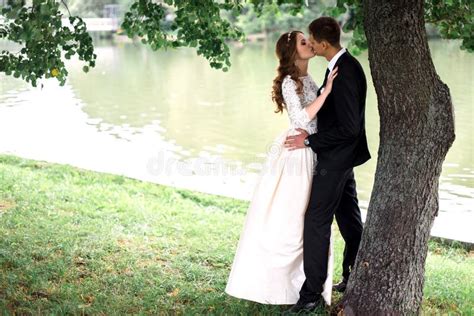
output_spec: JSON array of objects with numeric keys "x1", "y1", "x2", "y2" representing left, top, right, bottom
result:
[{"x1": 284, "y1": 128, "x2": 309, "y2": 151}]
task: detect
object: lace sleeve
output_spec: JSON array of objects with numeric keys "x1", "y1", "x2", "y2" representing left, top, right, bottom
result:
[{"x1": 282, "y1": 76, "x2": 311, "y2": 126}]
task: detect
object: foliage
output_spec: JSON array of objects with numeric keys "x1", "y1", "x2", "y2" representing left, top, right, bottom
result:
[
  {"x1": 0, "y1": 0, "x2": 96, "y2": 87},
  {"x1": 425, "y1": 0, "x2": 473, "y2": 52},
  {"x1": 230, "y1": 0, "x2": 336, "y2": 36},
  {"x1": 0, "y1": 0, "x2": 472, "y2": 86},
  {"x1": 121, "y1": 0, "x2": 244, "y2": 72}
]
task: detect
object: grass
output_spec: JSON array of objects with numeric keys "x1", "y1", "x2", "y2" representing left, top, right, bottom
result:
[{"x1": 0, "y1": 154, "x2": 473, "y2": 315}]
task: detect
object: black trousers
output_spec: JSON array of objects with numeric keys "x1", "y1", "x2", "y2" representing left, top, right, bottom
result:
[{"x1": 299, "y1": 167, "x2": 363, "y2": 302}]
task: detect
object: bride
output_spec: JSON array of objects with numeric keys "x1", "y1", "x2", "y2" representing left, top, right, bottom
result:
[{"x1": 225, "y1": 30, "x2": 338, "y2": 306}]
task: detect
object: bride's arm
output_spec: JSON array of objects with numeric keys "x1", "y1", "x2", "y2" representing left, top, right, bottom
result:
[
  {"x1": 282, "y1": 77, "x2": 312, "y2": 126},
  {"x1": 282, "y1": 69, "x2": 338, "y2": 125},
  {"x1": 303, "y1": 68, "x2": 338, "y2": 120}
]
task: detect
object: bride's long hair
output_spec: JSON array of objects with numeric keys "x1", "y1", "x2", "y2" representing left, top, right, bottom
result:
[{"x1": 271, "y1": 31, "x2": 304, "y2": 114}]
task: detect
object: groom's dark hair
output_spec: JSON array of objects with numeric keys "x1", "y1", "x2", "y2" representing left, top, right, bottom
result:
[{"x1": 308, "y1": 17, "x2": 341, "y2": 47}]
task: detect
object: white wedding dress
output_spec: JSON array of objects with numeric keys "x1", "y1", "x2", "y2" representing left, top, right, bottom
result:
[{"x1": 225, "y1": 74, "x2": 333, "y2": 305}]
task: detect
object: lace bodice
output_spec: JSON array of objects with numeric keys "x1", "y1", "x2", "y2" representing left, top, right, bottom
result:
[{"x1": 282, "y1": 75, "x2": 318, "y2": 134}]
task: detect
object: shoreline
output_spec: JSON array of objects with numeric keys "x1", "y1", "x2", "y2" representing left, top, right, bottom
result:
[{"x1": 1, "y1": 152, "x2": 472, "y2": 246}]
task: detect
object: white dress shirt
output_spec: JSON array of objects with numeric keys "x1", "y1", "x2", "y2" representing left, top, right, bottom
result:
[
  {"x1": 319, "y1": 48, "x2": 347, "y2": 94},
  {"x1": 328, "y1": 47, "x2": 347, "y2": 72}
]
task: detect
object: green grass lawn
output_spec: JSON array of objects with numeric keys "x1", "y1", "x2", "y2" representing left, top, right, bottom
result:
[{"x1": 0, "y1": 154, "x2": 473, "y2": 315}]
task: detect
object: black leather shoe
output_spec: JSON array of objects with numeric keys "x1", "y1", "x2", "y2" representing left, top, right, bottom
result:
[
  {"x1": 283, "y1": 296, "x2": 324, "y2": 315},
  {"x1": 333, "y1": 279, "x2": 347, "y2": 293}
]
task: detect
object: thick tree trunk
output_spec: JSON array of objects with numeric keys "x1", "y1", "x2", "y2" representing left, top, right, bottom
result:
[{"x1": 340, "y1": 1, "x2": 455, "y2": 315}]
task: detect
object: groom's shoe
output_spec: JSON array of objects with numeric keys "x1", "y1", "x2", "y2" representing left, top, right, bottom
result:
[
  {"x1": 333, "y1": 279, "x2": 348, "y2": 293},
  {"x1": 283, "y1": 296, "x2": 324, "y2": 315}
]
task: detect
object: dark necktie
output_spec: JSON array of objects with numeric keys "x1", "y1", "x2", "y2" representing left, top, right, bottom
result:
[
  {"x1": 318, "y1": 68, "x2": 331, "y2": 96},
  {"x1": 323, "y1": 68, "x2": 330, "y2": 87}
]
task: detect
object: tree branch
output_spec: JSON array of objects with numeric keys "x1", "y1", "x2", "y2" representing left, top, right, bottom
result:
[{"x1": 61, "y1": 0, "x2": 71, "y2": 17}]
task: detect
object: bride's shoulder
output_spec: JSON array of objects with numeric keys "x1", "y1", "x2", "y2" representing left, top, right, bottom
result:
[
  {"x1": 282, "y1": 75, "x2": 296, "y2": 88},
  {"x1": 282, "y1": 74, "x2": 293, "y2": 82}
]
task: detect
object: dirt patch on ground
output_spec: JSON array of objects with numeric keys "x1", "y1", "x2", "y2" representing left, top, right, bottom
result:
[{"x1": 0, "y1": 200, "x2": 16, "y2": 214}]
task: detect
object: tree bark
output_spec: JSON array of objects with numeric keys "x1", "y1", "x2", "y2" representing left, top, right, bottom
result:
[{"x1": 340, "y1": 1, "x2": 455, "y2": 315}]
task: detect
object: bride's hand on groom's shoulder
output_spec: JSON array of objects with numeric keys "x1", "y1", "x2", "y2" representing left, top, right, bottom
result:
[{"x1": 324, "y1": 67, "x2": 339, "y2": 94}]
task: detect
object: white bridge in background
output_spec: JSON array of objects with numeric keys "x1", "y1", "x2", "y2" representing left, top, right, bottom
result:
[
  {"x1": 61, "y1": 18, "x2": 120, "y2": 32},
  {"x1": 1, "y1": 2, "x2": 122, "y2": 32}
]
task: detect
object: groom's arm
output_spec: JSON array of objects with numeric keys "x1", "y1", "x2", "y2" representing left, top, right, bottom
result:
[{"x1": 307, "y1": 63, "x2": 362, "y2": 153}]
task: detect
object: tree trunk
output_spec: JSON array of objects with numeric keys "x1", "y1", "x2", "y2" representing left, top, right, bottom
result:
[{"x1": 340, "y1": 1, "x2": 455, "y2": 315}]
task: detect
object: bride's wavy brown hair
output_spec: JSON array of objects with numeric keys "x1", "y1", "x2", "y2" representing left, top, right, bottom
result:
[{"x1": 272, "y1": 31, "x2": 304, "y2": 114}]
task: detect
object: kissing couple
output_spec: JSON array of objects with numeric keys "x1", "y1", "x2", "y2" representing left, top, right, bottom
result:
[{"x1": 225, "y1": 16, "x2": 371, "y2": 314}]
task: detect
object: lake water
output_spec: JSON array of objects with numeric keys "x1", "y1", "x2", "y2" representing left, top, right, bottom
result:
[{"x1": 0, "y1": 39, "x2": 472, "y2": 243}]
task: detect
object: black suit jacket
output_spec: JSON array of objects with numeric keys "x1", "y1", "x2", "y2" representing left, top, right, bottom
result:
[{"x1": 307, "y1": 52, "x2": 371, "y2": 170}]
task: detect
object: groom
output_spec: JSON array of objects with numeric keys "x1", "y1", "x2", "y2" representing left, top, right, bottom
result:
[{"x1": 284, "y1": 17, "x2": 371, "y2": 312}]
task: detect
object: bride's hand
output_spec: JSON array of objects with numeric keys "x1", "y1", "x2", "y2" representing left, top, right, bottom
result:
[{"x1": 324, "y1": 67, "x2": 338, "y2": 94}]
